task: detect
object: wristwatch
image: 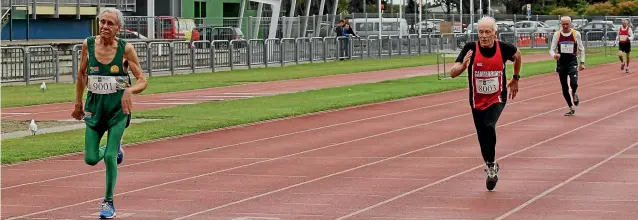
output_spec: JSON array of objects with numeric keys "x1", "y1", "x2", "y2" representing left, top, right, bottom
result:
[{"x1": 513, "y1": 74, "x2": 520, "y2": 80}]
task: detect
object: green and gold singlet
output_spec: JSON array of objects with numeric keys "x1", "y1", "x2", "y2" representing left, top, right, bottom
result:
[{"x1": 84, "y1": 36, "x2": 131, "y2": 129}]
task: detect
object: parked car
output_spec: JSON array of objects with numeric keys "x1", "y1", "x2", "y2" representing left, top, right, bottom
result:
[
  {"x1": 455, "y1": 24, "x2": 516, "y2": 49},
  {"x1": 577, "y1": 21, "x2": 617, "y2": 41},
  {"x1": 514, "y1": 21, "x2": 555, "y2": 33},
  {"x1": 191, "y1": 26, "x2": 246, "y2": 49},
  {"x1": 117, "y1": 29, "x2": 147, "y2": 39},
  {"x1": 544, "y1": 20, "x2": 560, "y2": 29},
  {"x1": 496, "y1": 20, "x2": 514, "y2": 27},
  {"x1": 572, "y1": 19, "x2": 588, "y2": 29}
]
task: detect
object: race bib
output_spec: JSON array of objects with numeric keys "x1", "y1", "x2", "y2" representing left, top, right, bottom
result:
[
  {"x1": 476, "y1": 77, "x2": 499, "y2": 95},
  {"x1": 560, "y1": 42, "x2": 574, "y2": 54},
  {"x1": 620, "y1": 35, "x2": 628, "y2": 41},
  {"x1": 87, "y1": 75, "x2": 129, "y2": 94}
]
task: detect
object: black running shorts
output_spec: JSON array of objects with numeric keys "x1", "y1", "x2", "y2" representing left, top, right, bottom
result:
[{"x1": 619, "y1": 42, "x2": 631, "y2": 53}]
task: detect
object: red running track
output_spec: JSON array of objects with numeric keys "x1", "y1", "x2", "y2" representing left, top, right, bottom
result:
[
  {"x1": 1, "y1": 54, "x2": 552, "y2": 121},
  {"x1": 4, "y1": 62, "x2": 638, "y2": 220}
]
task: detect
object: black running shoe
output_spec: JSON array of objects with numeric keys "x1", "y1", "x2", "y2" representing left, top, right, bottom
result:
[
  {"x1": 485, "y1": 162, "x2": 500, "y2": 191},
  {"x1": 564, "y1": 109, "x2": 575, "y2": 116},
  {"x1": 573, "y1": 92, "x2": 579, "y2": 106},
  {"x1": 621, "y1": 63, "x2": 625, "y2": 70}
]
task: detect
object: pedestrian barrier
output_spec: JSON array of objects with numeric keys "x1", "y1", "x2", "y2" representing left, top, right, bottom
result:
[{"x1": 0, "y1": 33, "x2": 627, "y2": 84}]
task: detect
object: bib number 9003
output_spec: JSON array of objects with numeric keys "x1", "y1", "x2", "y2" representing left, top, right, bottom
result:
[{"x1": 87, "y1": 76, "x2": 118, "y2": 94}]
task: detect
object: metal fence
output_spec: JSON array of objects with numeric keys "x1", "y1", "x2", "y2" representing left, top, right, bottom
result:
[
  {"x1": 1, "y1": 45, "x2": 60, "y2": 83},
  {"x1": 0, "y1": 31, "x2": 624, "y2": 84},
  {"x1": 117, "y1": 13, "x2": 638, "y2": 41}
]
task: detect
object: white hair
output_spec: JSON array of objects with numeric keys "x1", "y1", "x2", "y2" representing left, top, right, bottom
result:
[
  {"x1": 97, "y1": 7, "x2": 125, "y2": 26},
  {"x1": 561, "y1": 16, "x2": 572, "y2": 23},
  {"x1": 478, "y1": 16, "x2": 497, "y2": 31}
]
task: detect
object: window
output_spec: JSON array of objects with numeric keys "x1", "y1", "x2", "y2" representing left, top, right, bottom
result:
[
  {"x1": 248, "y1": 2, "x2": 260, "y2": 10},
  {"x1": 194, "y1": 1, "x2": 206, "y2": 18},
  {"x1": 194, "y1": 1, "x2": 206, "y2": 26}
]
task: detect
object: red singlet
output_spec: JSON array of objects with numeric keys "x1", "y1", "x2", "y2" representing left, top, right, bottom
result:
[
  {"x1": 471, "y1": 41, "x2": 505, "y2": 110},
  {"x1": 619, "y1": 26, "x2": 630, "y2": 43}
]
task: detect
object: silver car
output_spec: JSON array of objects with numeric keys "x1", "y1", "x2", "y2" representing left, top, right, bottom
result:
[{"x1": 514, "y1": 21, "x2": 555, "y2": 33}]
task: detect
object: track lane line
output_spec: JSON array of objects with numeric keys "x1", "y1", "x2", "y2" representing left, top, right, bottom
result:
[
  {"x1": 169, "y1": 85, "x2": 638, "y2": 218},
  {"x1": 494, "y1": 141, "x2": 638, "y2": 220},
  {"x1": 335, "y1": 101, "x2": 638, "y2": 219},
  {"x1": 6, "y1": 71, "x2": 633, "y2": 220},
  {"x1": 4, "y1": 68, "x2": 620, "y2": 190}
]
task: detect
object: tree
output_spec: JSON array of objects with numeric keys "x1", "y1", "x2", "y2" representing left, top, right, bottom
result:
[
  {"x1": 549, "y1": 7, "x2": 577, "y2": 16},
  {"x1": 430, "y1": 0, "x2": 455, "y2": 14},
  {"x1": 615, "y1": 0, "x2": 638, "y2": 15},
  {"x1": 582, "y1": 1, "x2": 618, "y2": 15},
  {"x1": 406, "y1": 0, "x2": 417, "y2": 14},
  {"x1": 501, "y1": 0, "x2": 534, "y2": 14},
  {"x1": 348, "y1": 0, "x2": 367, "y2": 13},
  {"x1": 348, "y1": 0, "x2": 387, "y2": 13}
]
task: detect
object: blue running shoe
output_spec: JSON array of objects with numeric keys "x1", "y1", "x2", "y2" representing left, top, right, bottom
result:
[
  {"x1": 99, "y1": 200, "x2": 116, "y2": 219},
  {"x1": 101, "y1": 144, "x2": 124, "y2": 165},
  {"x1": 117, "y1": 144, "x2": 124, "y2": 165}
]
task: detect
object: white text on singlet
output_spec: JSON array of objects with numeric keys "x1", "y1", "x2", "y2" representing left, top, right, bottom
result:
[
  {"x1": 474, "y1": 71, "x2": 500, "y2": 95},
  {"x1": 87, "y1": 75, "x2": 122, "y2": 94},
  {"x1": 560, "y1": 41, "x2": 575, "y2": 54}
]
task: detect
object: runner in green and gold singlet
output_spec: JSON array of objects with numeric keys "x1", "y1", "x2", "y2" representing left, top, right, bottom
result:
[{"x1": 73, "y1": 8, "x2": 148, "y2": 219}]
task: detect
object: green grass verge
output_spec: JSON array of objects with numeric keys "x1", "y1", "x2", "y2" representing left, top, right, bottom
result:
[
  {"x1": 0, "y1": 51, "x2": 620, "y2": 165},
  {"x1": 0, "y1": 48, "x2": 550, "y2": 108}
]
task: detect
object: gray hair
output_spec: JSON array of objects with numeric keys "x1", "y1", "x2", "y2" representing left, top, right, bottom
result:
[
  {"x1": 478, "y1": 16, "x2": 498, "y2": 31},
  {"x1": 561, "y1": 16, "x2": 572, "y2": 23},
  {"x1": 97, "y1": 7, "x2": 125, "y2": 26}
]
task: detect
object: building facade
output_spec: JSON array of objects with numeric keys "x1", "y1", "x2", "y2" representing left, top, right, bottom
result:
[
  {"x1": 1, "y1": 0, "x2": 261, "y2": 40},
  {"x1": 1, "y1": 0, "x2": 136, "y2": 40}
]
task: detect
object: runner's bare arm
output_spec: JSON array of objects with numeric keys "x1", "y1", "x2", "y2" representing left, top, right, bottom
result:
[
  {"x1": 450, "y1": 50, "x2": 473, "y2": 78},
  {"x1": 513, "y1": 48, "x2": 522, "y2": 77},
  {"x1": 75, "y1": 39, "x2": 89, "y2": 104},
  {"x1": 450, "y1": 62, "x2": 465, "y2": 78},
  {"x1": 71, "y1": 39, "x2": 89, "y2": 120},
  {"x1": 123, "y1": 43, "x2": 148, "y2": 94}
]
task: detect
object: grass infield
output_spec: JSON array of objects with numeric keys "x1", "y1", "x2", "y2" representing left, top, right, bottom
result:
[
  {"x1": 1, "y1": 48, "x2": 551, "y2": 108},
  {"x1": 0, "y1": 49, "x2": 621, "y2": 165}
]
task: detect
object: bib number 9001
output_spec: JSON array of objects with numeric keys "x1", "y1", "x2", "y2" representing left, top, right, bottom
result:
[{"x1": 87, "y1": 76, "x2": 119, "y2": 94}]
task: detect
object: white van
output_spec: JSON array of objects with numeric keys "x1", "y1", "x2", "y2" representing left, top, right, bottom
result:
[{"x1": 349, "y1": 18, "x2": 409, "y2": 37}]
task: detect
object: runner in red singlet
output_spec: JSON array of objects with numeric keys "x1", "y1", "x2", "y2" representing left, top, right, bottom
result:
[
  {"x1": 450, "y1": 16, "x2": 522, "y2": 191},
  {"x1": 617, "y1": 19, "x2": 633, "y2": 73},
  {"x1": 549, "y1": 16, "x2": 585, "y2": 116}
]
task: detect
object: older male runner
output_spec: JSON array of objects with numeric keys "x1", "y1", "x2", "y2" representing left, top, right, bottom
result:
[
  {"x1": 549, "y1": 16, "x2": 585, "y2": 116},
  {"x1": 450, "y1": 16, "x2": 522, "y2": 191},
  {"x1": 72, "y1": 8, "x2": 148, "y2": 219},
  {"x1": 617, "y1": 19, "x2": 633, "y2": 73}
]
